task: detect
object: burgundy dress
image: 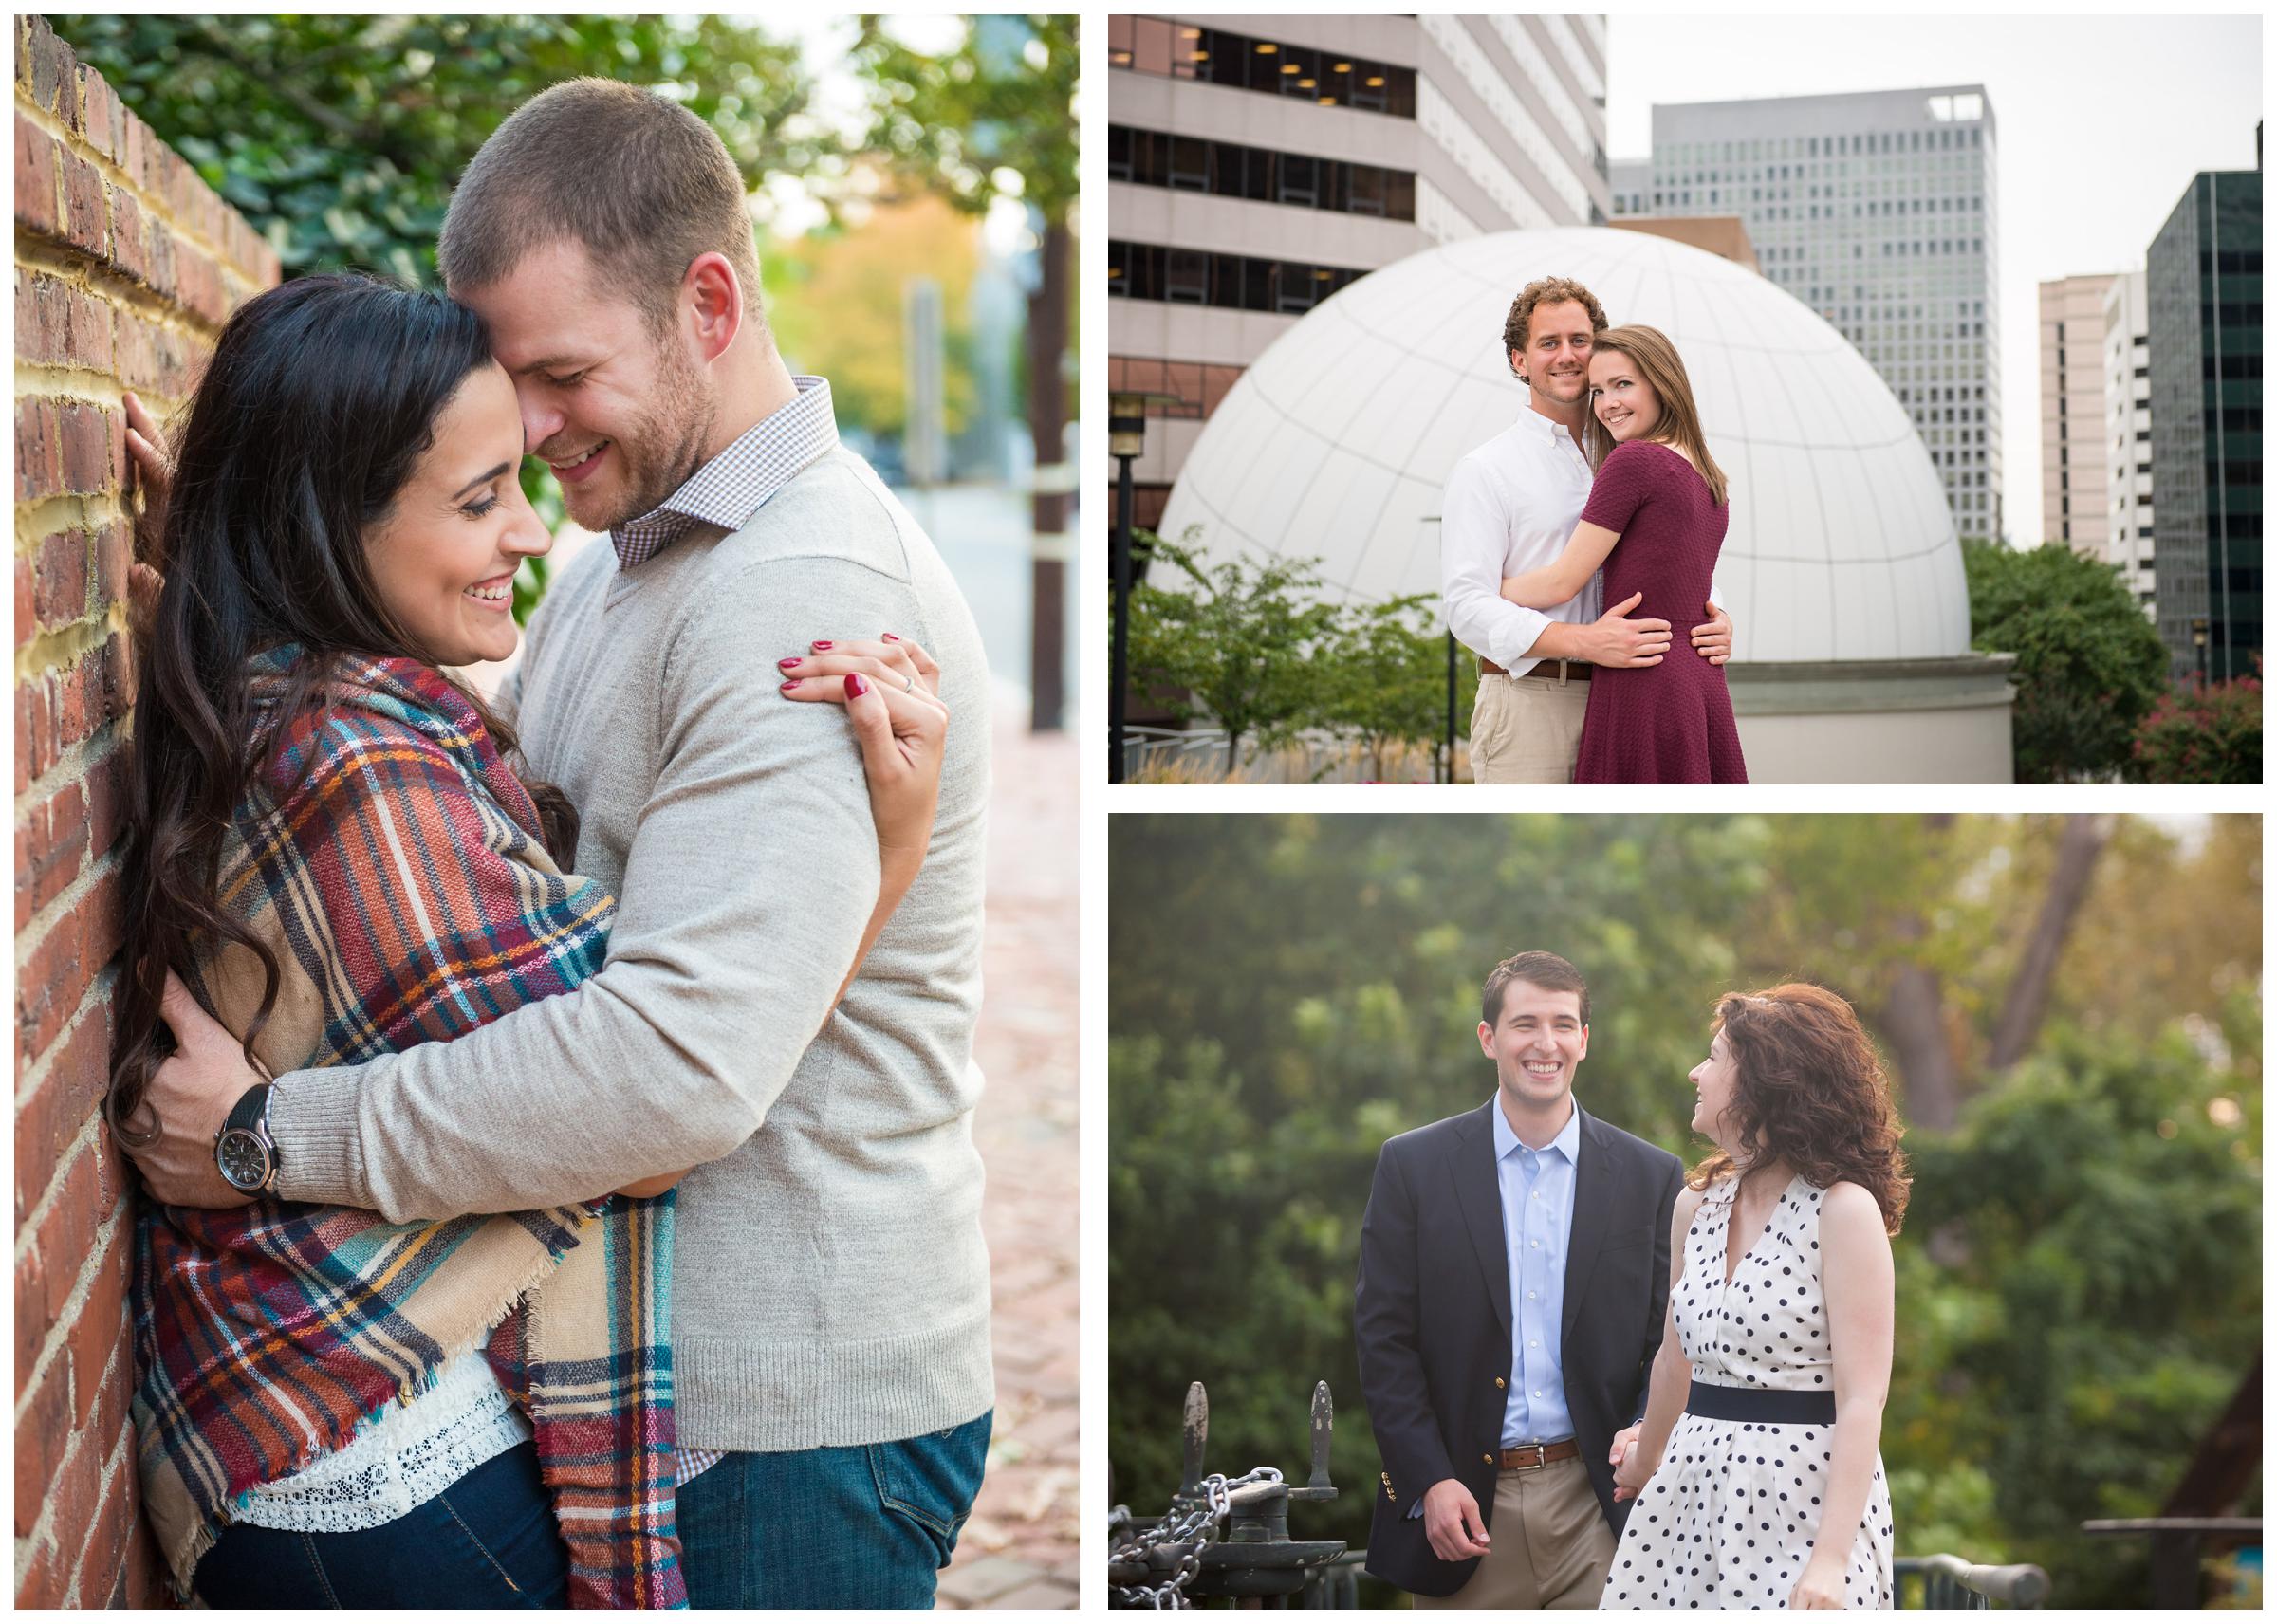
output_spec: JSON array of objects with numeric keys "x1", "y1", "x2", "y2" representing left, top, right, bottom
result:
[{"x1": 1571, "y1": 440, "x2": 1748, "y2": 784}]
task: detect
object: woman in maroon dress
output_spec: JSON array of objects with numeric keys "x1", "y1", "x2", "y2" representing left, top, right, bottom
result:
[{"x1": 1499, "y1": 325, "x2": 1748, "y2": 784}]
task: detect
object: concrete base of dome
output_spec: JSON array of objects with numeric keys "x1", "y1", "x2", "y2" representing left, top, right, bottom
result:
[{"x1": 1729, "y1": 654, "x2": 2017, "y2": 784}]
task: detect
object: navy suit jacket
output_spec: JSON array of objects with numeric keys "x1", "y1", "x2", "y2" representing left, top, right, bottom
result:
[{"x1": 1353, "y1": 1099, "x2": 1682, "y2": 1597}]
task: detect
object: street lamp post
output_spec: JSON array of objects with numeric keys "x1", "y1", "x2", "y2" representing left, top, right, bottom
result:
[
  {"x1": 2192, "y1": 616, "x2": 2209, "y2": 688},
  {"x1": 1108, "y1": 392, "x2": 1147, "y2": 785}
]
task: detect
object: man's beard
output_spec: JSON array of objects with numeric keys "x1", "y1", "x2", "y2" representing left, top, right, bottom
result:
[{"x1": 586, "y1": 341, "x2": 718, "y2": 532}]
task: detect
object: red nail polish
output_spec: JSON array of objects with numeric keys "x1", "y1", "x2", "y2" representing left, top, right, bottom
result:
[
  {"x1": 780, "y1": 678, "x2": 801, "y2": 692},
  {"x1": 845, "y1": 673, "x2": 869, "y2": 699},
  {"x1": 812, "y1": 639, "x2": 833, "y2": 651},
  {"x1": 882, "y1": 633, "x2": 899, "y2": 642},
  {"x1": 778, "y1": 656, "x2": 802, "y2": 670}
]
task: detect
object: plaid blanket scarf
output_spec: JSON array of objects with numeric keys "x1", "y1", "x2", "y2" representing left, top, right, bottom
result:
[{"x1": 131, "y1": 649, "x2": 684, "y2": 1608}]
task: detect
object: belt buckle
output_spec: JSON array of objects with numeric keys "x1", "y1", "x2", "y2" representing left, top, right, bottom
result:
[{"x1": 1508, "y1": 1443, "x2": 1547, "y2": 1472}]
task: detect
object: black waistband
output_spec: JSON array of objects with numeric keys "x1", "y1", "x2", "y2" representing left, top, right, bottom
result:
[{"x1": 1687, "y1": 1380, "x2": 1837, "y2": 1425}]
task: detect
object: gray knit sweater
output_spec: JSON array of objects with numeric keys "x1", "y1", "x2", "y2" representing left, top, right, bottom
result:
[{"x1": 268, "y1": 444, "x2": 994, "y2": 1451}]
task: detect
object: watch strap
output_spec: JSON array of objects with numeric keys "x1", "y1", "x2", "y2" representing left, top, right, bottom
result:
[{"x1": 226, "y1": 1082, "x2": 273, "y2": 1137}]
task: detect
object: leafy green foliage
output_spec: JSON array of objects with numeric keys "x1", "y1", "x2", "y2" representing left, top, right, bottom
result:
[
  {"x1": 52, "y1": 15, "x2": 823, "y2": 286},
  {"x1": 1318, "y1": 594, "x2": 1477, "y2": 782},
  {"x1": 1109, "y1": 814, "x2": 2261, "y2": 1609},
  {"x1": 1963, "y1": 541, "x2": 2171, "y2": 782},
  {"x1": 851, "y1": 14, "x2": 1079, "y2": 228},
  {"x1": 1125, "y1": 530, "x2": 1340, "y2": 773},
  {"x1": 2131, "y1": 664, "x2": 2264, "y2": 784}
]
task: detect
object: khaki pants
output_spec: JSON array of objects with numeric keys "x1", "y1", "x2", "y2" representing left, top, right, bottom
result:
[
  {"x1": 1468, "y1": 672, "x2": 1588, "y2": 784},
  {"x1": 1414, "y1": 1456, "x2": 1614, "y2": 1611}
]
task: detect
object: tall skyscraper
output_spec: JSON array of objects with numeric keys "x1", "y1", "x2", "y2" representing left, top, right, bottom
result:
[
  {"x1": 1106, "y1": 14, "x2": 1608, "y2": 526},
  {"x1": 1631, "y1": 86, "x2": 2002, "y2": 539},
  {"x1": 2148, "y1": 166, "x2": 2263, "y2": 684},
  {"x1": 2040, "y1": 273, "x2": 2118, "y2": 559},
  {"x1": 2101, "y1": 269, "x2": 2156, "y2": 610}
]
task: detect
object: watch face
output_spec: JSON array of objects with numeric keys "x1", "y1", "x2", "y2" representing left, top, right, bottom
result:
[{"x1": 216, "y1": 1129, "x2": 271, "y2": 1191}]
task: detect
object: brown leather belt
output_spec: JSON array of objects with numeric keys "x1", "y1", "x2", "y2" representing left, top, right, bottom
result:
[
  {"x1": 1497, "y1": 1439, "x2": 1580, "y2": 1471},
  {"x1": 1480, "y1": 657, "x2": 1591, "y2": 682}
]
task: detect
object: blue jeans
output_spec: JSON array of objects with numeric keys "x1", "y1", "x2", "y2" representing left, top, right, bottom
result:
[
  {"x1": 194, "y1": 1440, "x2": 568, "y2": 1608},
  {"x1": 677, "y1": 1411, "x2": 993, "y2": 1609}
]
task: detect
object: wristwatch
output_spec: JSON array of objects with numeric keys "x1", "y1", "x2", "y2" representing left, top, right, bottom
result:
[{"x1": 213, "y1": 1083, "x2": 280, "y2": 1195}]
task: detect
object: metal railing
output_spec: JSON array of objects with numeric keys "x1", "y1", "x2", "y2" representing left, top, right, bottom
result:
[
  {"x1": 1897, "y1": 1554, "x2": 2051, "y2": 1609},
  {"x1": 2082, "y1": 1516, "x2": 2262, "y2": 1609}
]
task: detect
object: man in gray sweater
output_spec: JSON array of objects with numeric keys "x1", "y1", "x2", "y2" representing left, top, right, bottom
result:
[{"x1": 120, "y1": 80, "x2": 993, "y2": 1608}]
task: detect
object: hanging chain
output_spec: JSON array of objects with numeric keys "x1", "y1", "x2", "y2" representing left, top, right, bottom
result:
[{"x1": 1109, "y1": 1467, "x2": 1285, "y2": 1609}]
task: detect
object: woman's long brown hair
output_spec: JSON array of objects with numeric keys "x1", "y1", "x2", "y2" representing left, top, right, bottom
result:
[
  {"x1": 1586, "y1": 323, "x2": 1730, "y2": 507},
  {"x1": 107, "y1": 273, "x2": 577, "y2": 1145},
  {"x1": 1689, "y1": 982, "x2": 1912, "y2": 1234}
]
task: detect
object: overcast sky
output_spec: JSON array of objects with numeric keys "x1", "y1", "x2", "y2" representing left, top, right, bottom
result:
[{"x1": 1604, "y1": 12, "x2": 2263, "y2": 547}]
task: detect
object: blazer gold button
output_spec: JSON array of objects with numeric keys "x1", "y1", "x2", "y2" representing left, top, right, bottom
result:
[
  {"x1": 1483, "y1": 1453, "x2": 1494, "y2": 1464},
  {"x1": 1494, "y1": 1376, "x2": 1507, "y2": 1388}
]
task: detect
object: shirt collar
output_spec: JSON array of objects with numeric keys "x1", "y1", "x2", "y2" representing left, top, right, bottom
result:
[
  {"x1": 1513, "y1": 404, "x2": 1588, "y2": 447},
  {"x1": 609, "y1": 375, "x2": 839, "y2": 568},
  {"x1": 1491, "y1": 1095, "x2": 1582, "y2": 1166}
]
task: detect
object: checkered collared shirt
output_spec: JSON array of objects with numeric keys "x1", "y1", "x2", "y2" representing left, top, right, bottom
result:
[{"x1": 609, "y1": 375, "x2": 840, "y2": 569}]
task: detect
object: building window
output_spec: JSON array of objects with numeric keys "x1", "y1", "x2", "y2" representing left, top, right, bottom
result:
[
  {"x1": 1108, "y1": 239, "x2": 1364, "y2": 314},
  {"x1": 1106, "y1": 17, "x2": 1416, "y2": 116}
]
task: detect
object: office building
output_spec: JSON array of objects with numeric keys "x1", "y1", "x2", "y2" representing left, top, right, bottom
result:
[
  {"x1": 1634, "y1": 86, "x2": 2003, "y2": 539},
  {"x1": 2040, "y1": 273, "x2": 2118, "y2": 559},
  {"x1": 1107, "y1": 13, "x2": 1608, "y2": 526},
  {"x1": 2101, "y1": 269, "x2": 2156, "y2": 609},
  {"x1": 2147, "y1": 166, "x2": 2263, "y2": 684}
]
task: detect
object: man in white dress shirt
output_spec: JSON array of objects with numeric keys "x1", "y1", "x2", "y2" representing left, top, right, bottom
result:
[{"x1": 1440, "y1": 277, "x2": 1733, "y2": 784}]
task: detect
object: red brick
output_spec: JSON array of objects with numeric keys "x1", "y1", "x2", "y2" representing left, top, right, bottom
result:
[
  {"x1": 84, "y1": 733, "x2": 128, "y2": 857},
  {"x1": 58, "y1": 145, "x2": 107, "y2": 258},
  {"x1": 93, "y1": 521, "x2": 129, "y2": 611},
  {"x1": 32, "y1": 1145, "x2": 100, "y2": 1329},
  {"x1": 28, "y1": 16, "x2": 71, "y2": 120},
  {"x1": 14, "y1": 1356, "x2": 68, "y2": 1537},
  {"x1": 74, "y1": 1451, "x2": 134, "y2": 1610},
  {"x1": 172, "y1": 236, "x2": 227, "y2": 326},
  {"x1": 12, "y1": 269, "x2": 112, "y2": 372},
  {"x1": 14, "y1": 995, "x2": 112, "y2": 1224},
  {"x1": 22, "y1": 778, "x2": 91, "y2": 914},
  {"x1": 18, "y1": 676, "x2": 55, "y2": 791},
  {"x1": 15, "y1": 1529, "x2": 61, "y2": 1608},
  {"x1": 33, "y1": 527, "x2": 91, "y2": 628},
  {"x1": 45, "y1": 1433, "x2": 102, "y2": 1597},
  {"x1": 66, "y1": 1225, "x2": 130, "y2": 1429},
  {"x1": 15, "y1": 858, "x2": 125, "y2": 1062},
  {"x1": 15, "y1": 395, "x2": 62, "y2": 501},
  {"x1": 14, "y1": 556, "x2": 33, "y2": 652},
  {"x1": 14, "y1": 109, "x2": 58, "y2": 234},
  {"x1": 107, "y1": 183, "x2": 151, "y2": 288},
  {"x1": 113, "y1": 306, "x2": 199, "y2": 398},
  {"x1": 75, "y1": 65, "x2": 115, "y2": 162}
]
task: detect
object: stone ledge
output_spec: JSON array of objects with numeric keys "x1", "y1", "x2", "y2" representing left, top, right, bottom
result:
[{"x1": 1727, "y1": 652, "x2": 2017, "y2": 715}]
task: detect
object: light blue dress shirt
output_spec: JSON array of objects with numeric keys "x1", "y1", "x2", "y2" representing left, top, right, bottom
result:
[{"x1": 1495, "y1": 1098, "x2": 1580, "y2": 1447}]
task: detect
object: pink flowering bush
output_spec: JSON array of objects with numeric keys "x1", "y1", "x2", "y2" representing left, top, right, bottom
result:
[{"x1": 2131, "y1": 662, "x2": 2262, "y2": 784}]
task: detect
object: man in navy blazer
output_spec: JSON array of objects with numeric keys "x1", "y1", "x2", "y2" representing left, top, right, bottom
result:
[{"x1": 1355, "y1": 951, "x2": 1682, "y2": 1606}]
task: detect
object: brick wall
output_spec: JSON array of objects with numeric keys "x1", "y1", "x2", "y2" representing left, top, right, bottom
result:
[{"x1": 13, "y1": 16, "x2": 278, "y2": 1608}]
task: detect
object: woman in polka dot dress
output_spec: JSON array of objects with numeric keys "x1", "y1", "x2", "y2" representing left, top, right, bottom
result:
[{"x1": 1601, "y1": 984, "x2": 1910, "y2": 1610}]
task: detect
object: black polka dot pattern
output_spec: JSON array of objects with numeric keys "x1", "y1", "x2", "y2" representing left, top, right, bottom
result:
[{"x1": 1598, "y1": 1174, "x2": 1894, "y2": 1610}]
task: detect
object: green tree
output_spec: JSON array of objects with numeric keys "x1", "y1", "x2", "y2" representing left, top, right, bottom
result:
[
  {"x1": 2131, "y1": 665, "x2": 2263, "y2": 784},
  {"x1": 1125, "y1": 530, "x2": 1339, "y2": 776},
  {"x1": 1317, "y1": 593, "x2": 1475, "y2": 783},
  {"x1": 52, "y1": 14, "x2": 820, "y2": 286},
  {"x1": 1963, "y1": 541, "x2": 2169, "y2": 782}
]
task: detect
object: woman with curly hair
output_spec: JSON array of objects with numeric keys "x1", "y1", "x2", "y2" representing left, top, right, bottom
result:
[{"x1": 1601, "y1": 984, "x2": 1909, "y2": 1610}]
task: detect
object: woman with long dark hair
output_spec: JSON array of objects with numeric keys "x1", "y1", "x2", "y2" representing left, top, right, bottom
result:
[
  {"x1": 1601, "y1": 984, "x2": 1908, "y2": 1610},
  {"x1": 109, "y1": 273, "x2": 946, "y2": 1608},
  {"x1": 1497, "y1": 324, "x2": 1748, "y2": 784}
]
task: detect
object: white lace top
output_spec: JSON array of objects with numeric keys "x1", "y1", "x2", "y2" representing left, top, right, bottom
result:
[{"x1": 231, "y1": 1347, "x2": 531, "y2": 1532}]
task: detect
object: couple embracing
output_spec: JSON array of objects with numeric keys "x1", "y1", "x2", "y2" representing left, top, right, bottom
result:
[
  {"x1": 1441, "y1": 278, "x2": 1749, "y2": 784},
  {"x1": 108, "y1": 79, "x2": 991, "y2": 1608},
  {"x1": 1356, "y1": 953, "x2": 1909, "y2": 1609}
]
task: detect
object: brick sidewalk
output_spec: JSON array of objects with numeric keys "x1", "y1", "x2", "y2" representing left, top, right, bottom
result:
[{"x1": 938, "y1": 688, "x2": 1080, "y2": 1610}]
